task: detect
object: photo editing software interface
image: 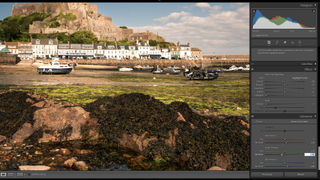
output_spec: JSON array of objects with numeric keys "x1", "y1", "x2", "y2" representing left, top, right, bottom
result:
[{"x1": 0, "y1": 1, "x2": 318, "y2": 180}]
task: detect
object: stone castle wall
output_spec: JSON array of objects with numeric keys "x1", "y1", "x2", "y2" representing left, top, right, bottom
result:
[{"x1": 11, "y1": 3, "x2": 43, "y2": 17}]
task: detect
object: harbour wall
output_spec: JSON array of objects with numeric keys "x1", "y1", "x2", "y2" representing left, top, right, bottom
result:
[{"x1": 0, "y1": 55, "x2": 21, "y2": 65}]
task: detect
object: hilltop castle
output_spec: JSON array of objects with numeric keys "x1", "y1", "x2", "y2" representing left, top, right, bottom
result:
[{"x1": 11, "y1": 3, "x2": 165, "y2": 42}]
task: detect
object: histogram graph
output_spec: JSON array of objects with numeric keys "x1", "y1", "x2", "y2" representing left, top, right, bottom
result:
[{"x1": 252, "y1": 9, "x2": 316, "y2": 29}]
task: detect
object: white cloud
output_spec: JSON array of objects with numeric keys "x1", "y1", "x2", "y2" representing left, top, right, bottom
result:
[
  {"x1": 194, "y1": 3, "x2": 223, "y2": 13},
  {"x1": 154, "y1": 11, "x2": 191, "y2": 23},
  {"x1": 228, "y1": 3, "x2": 247, "y2": 8},
  {"x1": 195, "y1": 3, "x2": 211, "y2": 8},
  {"x1": 129, "y1": 4, "x2": 249, "y2": 55},
  {"x1": 208, "y1": 5, "x2": 223, "y2": 14}
]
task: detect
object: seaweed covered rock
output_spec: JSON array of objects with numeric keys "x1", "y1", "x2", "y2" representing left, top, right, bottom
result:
[
  {"x1": 0, "y1": 91, "x2": 99, "y2": 145},
  {"x1": 83, "y1": 93, "x2": 180, "y2": 145},
  {"x1": 0, "y1": 91, "x2": 249, "y2": 171},
  {"x1": 83, "y1": 93, "x2": 250, "y2": 171},
  {"x1": 0, "y1": 91, "x2": 43, "y2": 139}
]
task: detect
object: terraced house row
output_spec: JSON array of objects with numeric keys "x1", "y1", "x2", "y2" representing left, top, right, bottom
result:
[{"x1": 1, "y1": 39, "x2": 203, "y2": 60}]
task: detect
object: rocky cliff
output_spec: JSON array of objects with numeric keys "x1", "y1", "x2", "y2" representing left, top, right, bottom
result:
[{"x1": 12, "y1": 3, "x2": 131, "y2": 41}]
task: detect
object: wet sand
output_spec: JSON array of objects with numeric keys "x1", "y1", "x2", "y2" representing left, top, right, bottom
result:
[{"x1": 0, "y1": 64, "x2": 185, "y2": 86}]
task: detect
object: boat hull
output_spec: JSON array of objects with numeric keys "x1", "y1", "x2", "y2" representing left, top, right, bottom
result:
[
  {"x1": 190, "y1": 74, "x2": 219, "y2": 80},
  {"x1": 37, "y1": 67, "x2": 73, "y2": 74},
  {"x1": 119, "y1": 68, "x2": 133, "y2": 72}
]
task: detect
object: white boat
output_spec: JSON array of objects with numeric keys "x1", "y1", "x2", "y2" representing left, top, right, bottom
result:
[
  {"x1": 242, "y1": 64, "x2": 250, "y2": 71},
  {"x1": 151, "y1": 65, "x2": 181, "y2": 74},
  {"x1": 142, "y1": 65, "x2": 154, "y2": 70},
  {"x1": 133, "y1": 65, "x2": 144, "y2": 70},
  {"x1": 37, "y1": 58, "x2": 73, "y2": 74},
  {"x1": 119, "y1": 67, "x2": 133, "y2": 71},
  {"x1": 236, "y1": 66, "x2": 243, "y2": 71},
  {"x1": 223, "y1": 65, "x2": 238, "y2": 72}
]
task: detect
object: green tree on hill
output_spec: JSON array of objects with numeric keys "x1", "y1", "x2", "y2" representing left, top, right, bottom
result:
[
  {"x1": 0, "y1": 17, "x2": 22, "y2": 41},
  {"x1": 119, "y1": 26, "x2": 127, "y2": 29},
  {"x1": 149, "y1": 40, "x2": 157, "y2": 46},
  {"x1": 0, "y1": 12, "x2": 51, "y2": 42},
  {"x1": 69, "y1": 30, "x2": 98, "y2": 44}
]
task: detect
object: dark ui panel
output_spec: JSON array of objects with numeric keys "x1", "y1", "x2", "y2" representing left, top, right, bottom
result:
[
  {"x1": 250, "y1": 2, "x2": 318, "y2": 179},
  {"x1": 252, "y1": 124, "x2": 317, "y2": 169}
]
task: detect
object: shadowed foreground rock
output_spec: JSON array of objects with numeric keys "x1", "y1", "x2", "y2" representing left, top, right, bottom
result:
[
  {"x1": 2, "y1": 91, "x2": 100, "y2": 144},
  {"x1": 0, "y1": 91, "x2": 250, "y2": 171}
]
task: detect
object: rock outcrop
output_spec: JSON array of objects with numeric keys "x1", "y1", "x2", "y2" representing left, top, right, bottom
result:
[
  {"x1": 11, "y1": 3, "x2": 165, "y2": 42},
  {"x1": 0, "y1": 91, "x2": 250, "y2": 171}
]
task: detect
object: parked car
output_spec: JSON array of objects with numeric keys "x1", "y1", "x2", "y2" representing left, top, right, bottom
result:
[
  {"x1": 171, "y1": 57, "x2": 176, "y2": 60},
  {"x1": 155, "y1": 57, "x2": 160, "y2": 59},
  {"x1": 160, "y1": 57, "x2": 166, "y2": 59}
]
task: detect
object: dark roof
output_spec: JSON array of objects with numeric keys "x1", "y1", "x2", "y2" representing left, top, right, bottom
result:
[
  {"x1": 32, "y1": 39, "x2": 58, "y2": 45},
  {"x1": 138, "y1": 42, "x2": 149, "y2": 46},
  {"x1": 117, "y1": 45, "x2": 130, "y2": 50}
]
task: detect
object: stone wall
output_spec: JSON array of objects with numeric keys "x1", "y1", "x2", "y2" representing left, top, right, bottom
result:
[
  {"x1": 203, "y1": 55, "x2": 249, "y2": 60},
  {"x1": 0, "y1": 55, "x2": 20, "y2": 65},
  {"x1": 11, "y1": 3, "x2": 43, "y2": 17},
  {"x1": 128, "y1": 31, "x2": 165, "y2": 42}
]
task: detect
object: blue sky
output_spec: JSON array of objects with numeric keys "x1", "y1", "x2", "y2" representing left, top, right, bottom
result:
[{"x1": 0, "y1": 2, "x2": 249, "y2": 55}]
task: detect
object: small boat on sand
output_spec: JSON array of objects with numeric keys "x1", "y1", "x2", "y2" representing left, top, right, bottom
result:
[
  {"x1": 37, "y1": 58, "x2": 73, "y2": 74},
  {"x1": 119, "y1": 67, "x2": 133, "y2": 71},
  {"x1": 242, "y1": 64, "x2": 250, "y2": 71}
]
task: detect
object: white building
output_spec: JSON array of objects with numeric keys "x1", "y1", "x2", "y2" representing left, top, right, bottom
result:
[
  {"x1": 32, "y1": 38, "x2": 58, "y2": 59},
  {"x1": 0, "y1": 40, "x2": 6, "y2": 51},
  {"x1": 149, "y1": 45, "x2": 161, "y2": 59},
  {"x1": 128, "y1": 45, "x2": 139, "y2": 59},
  {"x1": 6, "y1": 42, "x2": 19, "y2": 55},
  {"x1": 136, "y1": 40, "x2": 150, "y2": 59},
  {"x1": 94, "y1": 44, "x2": 105, "y2": 59},
  {"x1": 160, "y1": 48, "x2": 171, "y2": 59},
  {"x1": 117, "y1": 45, "x2": 129, "y2": 60},
  {"x1": 58, "y1": 42, "x2": 94, "y2": 59},
  {"x1": 104, "y1": 44, "x2": 117, "y2": 59},
  {"x1": 18, "y1": 42, "x2": 33, "y2": 59},
  {"x1": 178, "y1": 42, "x2": 191, "y2": 60}
]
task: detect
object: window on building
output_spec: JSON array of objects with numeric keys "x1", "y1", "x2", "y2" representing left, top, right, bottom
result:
[
  {"x1": 36, "y1": 39, "x2": 40, "y2": 44},
  {"x1": 49, "y1": 40, "x2": 53, "y2": 45},
  {"x1": 199, "y1": 52, "x2": 201, "y2": 54}
]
